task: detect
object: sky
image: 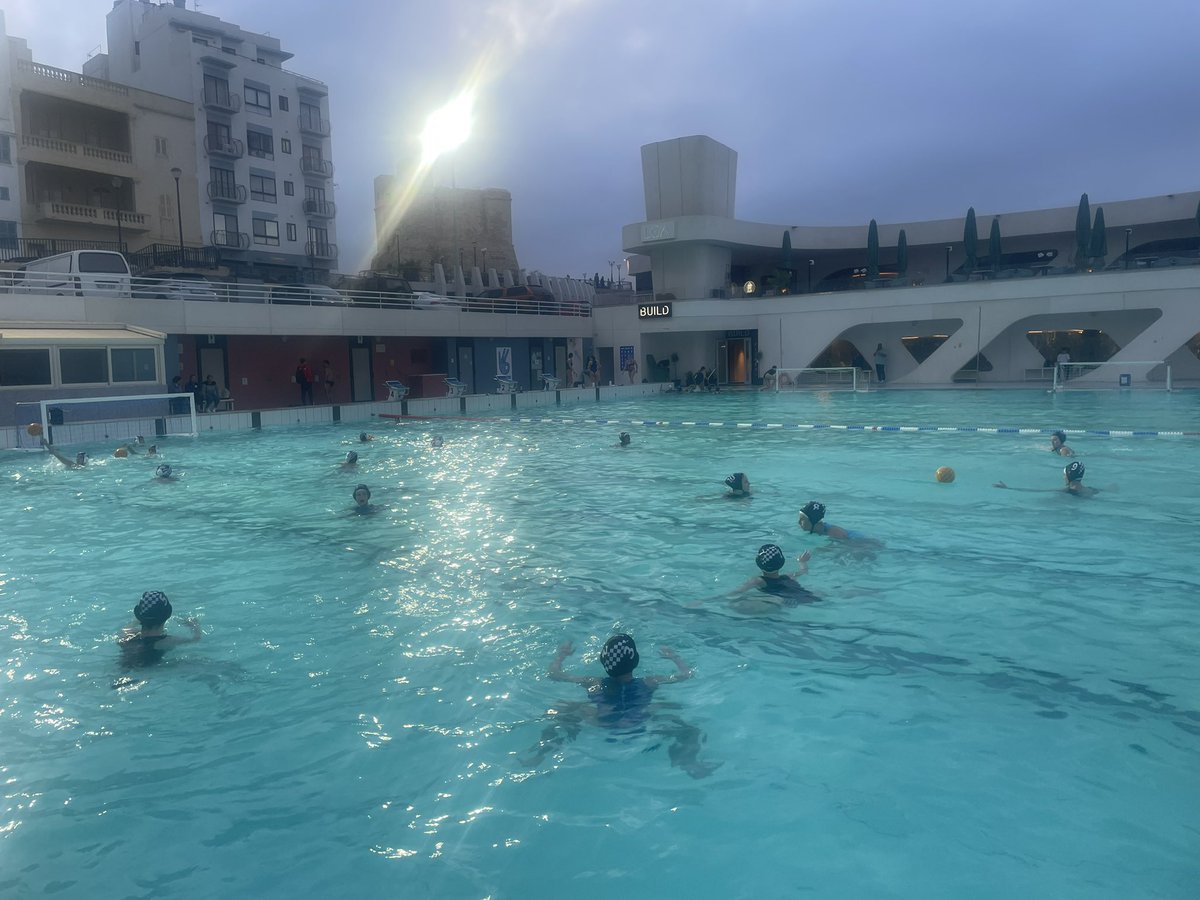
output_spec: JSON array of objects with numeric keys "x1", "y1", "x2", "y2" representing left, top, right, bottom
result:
[{"x1": 5, "y1": 0, "x2": 1199, "y2": 279}]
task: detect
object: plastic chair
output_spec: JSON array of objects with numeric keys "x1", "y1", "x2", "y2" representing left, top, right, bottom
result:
[
  {"x1": 385, "y1": 380, "x2": 409, "y2": 401},
  {"x1": 444, "y1": 377, "x2": 467, "y2": 397}
]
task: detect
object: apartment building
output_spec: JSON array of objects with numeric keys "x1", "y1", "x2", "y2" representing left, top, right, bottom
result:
[
  {"x1": 0, "y1": 12, "x2": 201, "y2": 262},
  {"x1": 88, "y1": 0, "x2": 338, "y2": 282}
]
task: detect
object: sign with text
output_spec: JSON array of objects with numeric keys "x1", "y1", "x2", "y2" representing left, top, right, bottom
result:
[
  {"x1": 640, "y1": 221, "x2": 676, "y2": 242},
  {"x1": 638, "y1": 302, "x2": 673, "y2": 319}
]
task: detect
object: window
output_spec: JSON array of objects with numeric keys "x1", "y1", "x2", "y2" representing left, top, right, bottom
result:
[
  {"x1": 286, "y1": 223, "x2": 297, "y2": 242},
  {"x1": 192, "y1": 36, "x2": 210, "y2": 47},
  {"x1": 283, "y1": 181, "x2": 294, "y2": 196},
  {"x1": 280, "y1": 138, "x2": 291, "y2": 154},
  {"x1": 203, "y1": 74, "x2": 231, "y2": 107},
  {"x1": 209, "y1": 166, "x2": 237, "y2": 202},
  {"x1": 207, "y1": 120, "x2": 232, "y2": 148},
  {"x1": 301, "y1": 144, "x2": 323, "y2": 164},
  {"x1": 0, "y1": 348, "x2": 51, "y2": 386},
  {"x1": 307, "y1": 224, "x2": 329, "y2": 252},
  {"x1": 299, "y1": 102, "x2": 322, "y2": 131},
  {"x1": 0, "y1": 187, "x2": 9, "y2": 201},
  {"x1": 59, "y1": 348, "x2": 109, "y2": 385},
  {"x1": 244, "y1": 85, "x2": 271, "y2": 112},
  {"x1": 246, "y1": 131, "x2": 273, "y2": 159},
  {"x1": 249, "y1": 174, "x2": 277, "y2": 203},
  {"x1": 0, "y1": 221, "x2": 16, "y2": 250},
  {"x1": 111, "y1": 348, "x2": 157, "y2": 383},
  {"x1": 304, "y1": 185, "x2": 326, "y2": 203},
  {"x1": 278, "y1": 95, "x2": 289, "y2": 111},
  {"x1": 213, "y1": 212, "x2": 239, "y2": 246},
  {"x1": 154, "y1": 136, "x2": 168, "y2": 156},
  {"x1": 0, "y1": 135, "x2": 10, "y2": 164},
  {"x1": 253, "y1": 217, "x2": 279, "y2": 246}
]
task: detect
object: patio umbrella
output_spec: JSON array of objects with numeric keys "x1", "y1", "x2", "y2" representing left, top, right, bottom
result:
[
  {"x1": 988, "y1": 218, "x2": 1002, "y2": 275},
  {"x1": 1075, "y1": 193, "x2": 1091, "y2": 270},
  {"x1": 1089, "y1": 207, "x2": 1108, "y2": 263},
  {"x1": 963, "y1": 207, "x2": 978, "y2": 272},
  {"x1": 866, "y1": 219, "x2": 879, "y2": 281}
]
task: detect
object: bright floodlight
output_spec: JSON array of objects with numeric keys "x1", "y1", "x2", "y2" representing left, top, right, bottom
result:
[{"x1": 420, "y1": 93, "x2": 474, "y2": 168}]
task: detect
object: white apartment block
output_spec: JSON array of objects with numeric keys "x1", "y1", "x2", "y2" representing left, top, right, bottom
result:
[
  {"x1": 87, "y1": 0, "x2": 338, "y2": 281},
  {"x1": 0, "y1": 12, "x2": 22, "y2": 251}
]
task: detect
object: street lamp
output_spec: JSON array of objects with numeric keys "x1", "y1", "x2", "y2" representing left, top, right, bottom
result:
[
  {"x1": 944, "y1": 246, "x2": 953, "y2": 283},
  {"x1": 1124, "y1": 228, "x2": 1132, "y2": 270},
  {"x1": 807, "y1": 259, "x2": 815, "y2": 293},
  {"x1": 608, "y1": 259, "x2": 616, "y2": 286},
  {"x1": 110, "y1": 176, "x2": 124, "y2": 252},
  {"x1": 171, "y1": 167, "x2": 184, "y2": 261},
  {"x1": 472, "y1": 241, "x2": 478, "y2": 268}
]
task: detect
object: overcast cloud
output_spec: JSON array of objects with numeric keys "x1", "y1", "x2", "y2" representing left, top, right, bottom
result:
[{"x1": 6, "y1": 0, "x2": 1199, "y2": 278}]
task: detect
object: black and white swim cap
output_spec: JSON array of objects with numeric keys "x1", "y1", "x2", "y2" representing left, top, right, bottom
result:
[
  {"x1": 135, "y1": 590, "x2": 172, "y2": 625},
  {"x1": 155, "y1": 464, "x2": 172, "y2": 478},
  {"x1": 756, "y1": 543, "x2": 786, "y2": 572},
  {"x1": 600, "y1": 634, "x2": 640, "y2": 677},
  {"x1": 346, "y1": 451, "x2": 358, "y2": 463},
  {"x1": 1065, "y1": 461, "x2": 1085, "y2": 482},
  {"x1": 800, "y1": 501, "x2": 826, "y2": 524},
  {"x1": 725, "y1": 473, "x2": 746, "y2": 491},
  {"x1": 619, "y1": 432, "x2": 630, "y2": 445}
]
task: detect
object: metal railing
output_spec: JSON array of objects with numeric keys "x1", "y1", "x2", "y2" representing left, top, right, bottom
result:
[
  {"x1": 127, "y1": 244, "x2": 221, "y2": 271},
  {"x1": 300, "y1": 157, "x2": 333, "y2": 178},
  {"x1": 202, "y1": 89, "x2": 242, "y2": 113},
  {"x1": 0, "y1": 236, "x2": 124, "y2": 262},
  {"x1": 298, "y1": 115, "x2": 330, "y2": 136},
  {"x1": 210, "y1": 230, "x2": 250, "y2": 249},
  {"x1": 203, "y1": 135, "x2": 244, "y2": 158},
  {"x1": 303, "y1": 199, "x2": 336, "y2": 218},
  {"x1": 304, "y1": 241, "x2": 338, "y2": 259},
  {"x1": 207, "y1": 181, "x2": 248, "y2": 203}
]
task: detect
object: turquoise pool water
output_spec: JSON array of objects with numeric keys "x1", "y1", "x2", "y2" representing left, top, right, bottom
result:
[{"x1": 2, "y1": 390, "x2": 1198, "y2": 898}]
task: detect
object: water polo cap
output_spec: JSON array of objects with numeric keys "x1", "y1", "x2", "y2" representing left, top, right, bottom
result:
[
  {"x1": 756, "y1": 543, "x2": 786, "y2": 572},
  {"x1": 155, "y1": 464, "x2": 172, "y2": 478},
  {"x1": 725, "y1": 473, "x2": 746, "y2": 491},
  {"x1": 600, "y1": 634, "x2": 640, "y2": 677},
  {"x1": 1065, "y1": 461, "x2": 1085, "y2": 482},
  {"x1": 800, "y1": 501, "x2": 826, "y2": 524},
  {"x1": 135, "y1": 590, "x2": 172, "y2": 626},
  {"x1": 346, "y1": 451, "x2": 358, "y2": 463}
]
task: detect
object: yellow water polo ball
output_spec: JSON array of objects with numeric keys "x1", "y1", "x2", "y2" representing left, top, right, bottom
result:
[
  {"x1": 26, "y1": 422, "x2": 43, "y2": 437},
  {"x1": 935, "y1": 466, "x2": 955, "y2": 483}
]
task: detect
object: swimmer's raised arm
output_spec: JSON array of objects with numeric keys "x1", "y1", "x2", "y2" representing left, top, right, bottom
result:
[
  {"x1": 645, "y1": 646, "x2": 692, "y2": 686},
  {"x1": 547, "y1": 640, "x2": 599, "y2": 685},
  {"x1": 993, "y1": 481, "x2": 1054, "y2": 492},
  {"x1": 795, "y1": 549, "x2": 812, "y2": 575}
]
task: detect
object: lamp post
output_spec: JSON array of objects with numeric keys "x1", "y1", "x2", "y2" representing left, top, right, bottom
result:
[
  {"x1": 472, "y1": 241, "x2": 478, "y2": 268},
  {"x1": 1124, "y1": 228, "x2": 1132, "y2": 270},
  {"x1": 481, "y1": 247, "x2": 488, "y2": 286},
  {"x1": 807, "y1": 259, "x2": 815, "y2": 293},
  {"x1": 608, "y1": 259, "x2": 616, "y2": 286},
  {"x1": 110, "y1": 176, "x2": 124, "y2": 252},
  {"x1": 944, "y1": 246, "x2": 953, "y2": 283},
  {"x1": 171, "y1": 167, "x2": 184, "y2": 262}
]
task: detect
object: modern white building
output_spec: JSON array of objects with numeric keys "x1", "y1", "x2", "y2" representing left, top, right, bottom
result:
[
  {"x1": 86, "y1": 0, "x2": 338, "y2": 282},
  {"x1": 0, "y1": 12, "x2": 23, "y2": 251}
]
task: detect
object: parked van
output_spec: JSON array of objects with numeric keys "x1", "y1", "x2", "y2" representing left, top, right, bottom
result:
[{"x1": 15, "y1": 250, "x2": 132, "y2": 298}]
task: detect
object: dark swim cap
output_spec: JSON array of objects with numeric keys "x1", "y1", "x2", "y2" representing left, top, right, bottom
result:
[
  {"x1": 1065, "y1": 461, "x2": 1085, "y2": 482},
  {"x1": 359, "y1": 432, "x2": 369, "y2": 442},
  {"x1": 619, "y1": 432, "x2": 630, "y2": 445},
  {"x1": 353, "y1": 484, "x2": 371, "y2": 501},
  {"x1": 346, "y1": 451, "x2": 358, "y2": 463},
  {"x1": 756, "y1": 543, "x2": 786, "y2": 572},
  {"x1": 1051, "y1": 430, "x2": 1067, "y2": 446},
  {"x1": 600, "y1": 634, "x2": 640, "y2": 677},
  {"x1": 725, "y1": 472, "x2": 746, "y2": 491},
  {"x1": 800, "y1": 501, "x2": 826, "y2": 524},
  {"x1": 155, "y1": 464, "x2": 172, "y2": 478},
  {"x1": 135, "y1": 590, "x2": 172, "y2": 626}
]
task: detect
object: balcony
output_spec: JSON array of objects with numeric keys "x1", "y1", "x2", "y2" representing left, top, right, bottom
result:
[
  {"x1": 203, "y1": 134, "x2": 244, "y2": 159},
  {"x1": 35, "y1": 201, "x2": 148, "y2": 231},
  {"x1": 304, "y1": 241, "x2": 338, "y2": 259},
  {"x1": 303, "y1": 199, "x2": 336, "y2": 218},
  {"x1": 298, "y1": 114, "x2": 330, "y2": 137},
  {"x1": 203, "y1": 88, "x2": 242, "y2": 113},
  {"x1": 300, "y1": 157, "x2": 333, "y2": 178},
  {"x1": 21, "y1": 134, "x2": 134, "y2": 175},
  {"x1": 207, "y1": 181, "x2": 248, "y2": 203},
  {"x1": 15, "y1": 59, "x2": 129, "y2": 109},
  {"x1": 210, "y1": 229, "x2": 250, "y2": 250}
]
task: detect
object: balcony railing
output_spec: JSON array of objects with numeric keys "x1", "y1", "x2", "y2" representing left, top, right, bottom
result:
[
  {"x1": 36, "y1": 202, "x2": 147, "y2": 230},
  {"x1": 0, "y1": 236, "x2": 124, "y2": 263},
  {"x1": 303, "y1": 199, "x2": 336, "y2": 218},
  {"x1": 207, "y1": 181, "x2": 248, "y2": 203},
  {"x1": 16, "y1": 59, "x2": 129, "y2": 95},
  {"x1": 210, "y1": 229, "x2": 250, "y2": 250},
  {"x1": 101, "y1": 208, "x2": 148, "y2": 230},
  {"x1": 203, "y1": 135, "x2": 244, "y2": 158},
  {"x1": 300, "y1": 157, "x2": 333, "y2": 178},
  {"x1": 298, "y1": 115, "x2": 330, "y2": 136},
  {"x1": 202, "y1": 89, "x2": 242, "y2": 113},
  {"x1": 21, "y1": 134, "x2": 133, "y2": 166},
  {"x1": 305, "y1": 241, "x2": 338, "y2": 259}
]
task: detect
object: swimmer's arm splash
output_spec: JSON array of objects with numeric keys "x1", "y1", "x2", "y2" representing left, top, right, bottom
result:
[
  {"x1": 547, "y1": 640, "x2": 596, "y2": 685},
  {"x1": 646, "y1": 647, "x2": 692, "y2": 686}
]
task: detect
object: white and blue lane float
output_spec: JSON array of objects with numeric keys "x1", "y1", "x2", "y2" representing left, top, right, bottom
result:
[{"x1": 378, "y1": 413, "x2": 1199, "y2": 438}]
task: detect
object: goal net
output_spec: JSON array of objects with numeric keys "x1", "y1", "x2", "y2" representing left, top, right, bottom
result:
[
  {"x1": 14, "y1": 393, "x2": 198, "y2": 449},
  {"x1": 772, "y1": 366, "x2": 870, "y2": 392},
  {"x1": 1052, "y1": 360, "x2": 1171, "y2": 392}
]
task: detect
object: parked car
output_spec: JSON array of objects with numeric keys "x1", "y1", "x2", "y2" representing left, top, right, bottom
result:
[
  {"x1": 267, "y1": 283, "x2": 348, "y2": 306},
  {"x1": 412, "y1": 291, "x2": 465, "y2": 309},
  {"x1": 133, "y1": 272, "x2": 221, "y2": 301}
]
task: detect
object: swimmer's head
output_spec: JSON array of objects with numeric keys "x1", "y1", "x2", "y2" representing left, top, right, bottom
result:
[
  {"x1": 147, "y1": 445, "x2": 157, "y2": 455},
  {"x1": 155, "y1": 464, "x2": 172, "y2": 479},
  {"x1": 359, "y1": 432, "x2": 371, "y2": 443},
  {"x1": 1065, "y1": 461, "x2": 1085, "y2": 482},
  {"x1": 756, "y1": 543, "x2": 786, "y2": 573},
  {"x1": 725, "y1": 472, "x2": 748, "y2": 493},
  {"x1": 134, "y1": 590, "x2": 172, "y2": 627},
  {"x1": 75, "y1": 452, "x2": 87, "y2": 466},
  {"x1": 799, "y1": 501, "x2": 826, "y2": 529},
  {"x1": 430, "y1": 436, "x2": 444, "y2": 448},
  {"x1": 113, "y1": 447, "x2": 129, "y2": 458},
  {"x1": 600, "y1": 634, "x2": 640, "y2": 677},
  {"x1": 345, "y1": 451, "x2": 358, "y2": 464},
  {"x1": 353, "y1": 484, "x2": 371, "y2": 505},
  {"x1": 1051, "y1": 430, "x2": 1067, "y2": 449},
  {"x1": 619, "y1": 432, "x2": 630, "y2": 446}
]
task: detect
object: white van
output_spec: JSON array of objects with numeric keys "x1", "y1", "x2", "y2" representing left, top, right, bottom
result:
[{"x1": 15, "y1": 250, "x2": 132, "y2": 298}]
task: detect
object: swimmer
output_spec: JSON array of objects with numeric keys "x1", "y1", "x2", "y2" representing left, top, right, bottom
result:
[
  {"x1": 994, "y1": 461, "x2": 1100, "y2": 497},
  {"x1": 351, "y1": 483, "x2": 374, "y2": 513},
  {"x1": 358, "y1": 432, "x2": 374, "y2": 443},
  {"x1": 146, "y1": 445, "x2": 158, "y2": 457},
  {"x1": 797, "y1": 500, "x2": 857, "y2": 540},
  {"x1": 724, "y1": 472, "x2": 751, "y2": 497},
  {"x1": 522, "y1": 635, "x2": 717, "y2": 778},
  {"x1": 723, "y1": 544, "x2": 820, "y2": 612},
  {"x1": 430, "y1": 435, "x2": 444, "y2": 449},
  {"x1": 117, "y1": 591, "x2": 201, "y2": 669},
  {"x1": 617, "y1": 431, "x2": 631, "y2": 447},
  {"x1": 341, "y1": 450, "x2": 359, "y2": 469},
  {"x1": 1050, "y1": 430, "x2": 1075, "y2": 457},
  {"x1": 152, "y1": 464, "x2": 177, "y2": 483},
  {"x1": 41, "y1": 437, "x2": 87, "y2": 469}
]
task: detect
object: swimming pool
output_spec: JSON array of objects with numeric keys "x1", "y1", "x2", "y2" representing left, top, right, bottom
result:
[{"x1": 3, "y1": 389, "x2": 1198, "y2": 898}]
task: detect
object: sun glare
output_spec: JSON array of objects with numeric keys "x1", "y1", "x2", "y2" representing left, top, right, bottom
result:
[{"x1": 420, "y1": 92, "x2": 475, "y2": 169}]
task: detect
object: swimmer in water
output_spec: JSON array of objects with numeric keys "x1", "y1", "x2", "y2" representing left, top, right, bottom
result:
[
  {"x1": 430, "y1": 435, "x2": 444, "y2": 449},
  {"x1": 617, "y1": 432, "x2": 631, "y2": 447},
  {"x1": 41, "y1": 437, "x2": 87, "y2": 468},
  {"x1": 358, "y1": 432, "x2": 374, "y2": 443},
  {"x1": 723, "y1": 543, "x2": 820, "y2": 612},
  {"x1": 724, "y1": 472, "x2": 751, "y2": 497},
  {"x1": 351, "y1": 483, "x2": 374, "y2": 513},
  {"x1": 521, "y1": 634, "x2": 717, "y2": 778},
  {"x1": 797, "y1": 500, "x2": 868, "y2": 541},
  {"x1": 1050, "y1": 430, "x2": 1075, "y2": 457},
  {"x1": 994, "y1": 461, "x2": 1100, "y2": 497},
  {"x1": 152, "y1": 464, "x2": 177, "y2": 483},
  {"x1": 341, "y1": 450, "x2": 359, "y2": 470},
  {"x1": 117, "y1": 591, "x2": 202, "y2": 669}
]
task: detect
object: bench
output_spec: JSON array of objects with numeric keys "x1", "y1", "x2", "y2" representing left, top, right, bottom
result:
[
  {"x1": 384, "y1": 380, "x2": 409, "y2": 401},
  {"x1": 444, "y1": 377, "x2": 467, "y2": 397}
]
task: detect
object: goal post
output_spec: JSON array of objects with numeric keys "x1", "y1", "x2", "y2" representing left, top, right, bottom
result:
[
  {"x1": 772, "y1": 366, "x2": 870, "y2": 392},
  {"x1": 1052, "y1": 360, "x2": 1171, "y2": 392},
  {"x1": 15, "y1": 393, "x2": 198, "y2": 449}
]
